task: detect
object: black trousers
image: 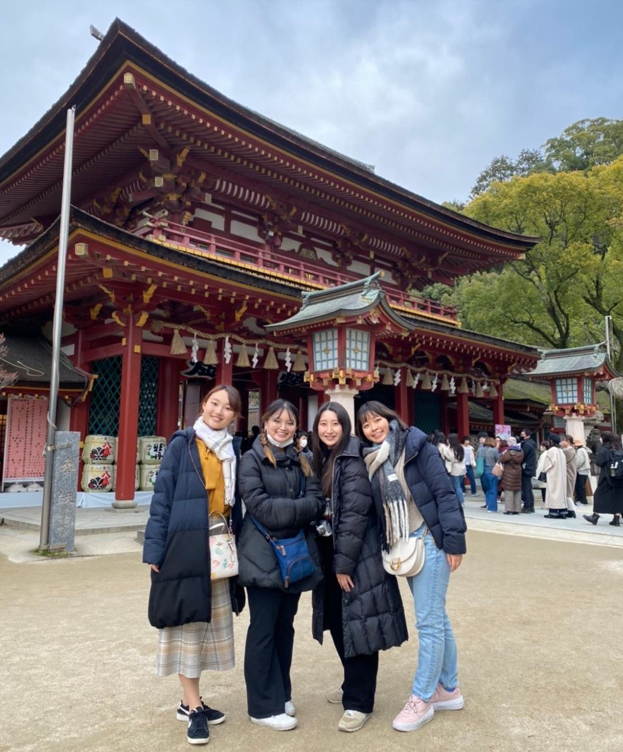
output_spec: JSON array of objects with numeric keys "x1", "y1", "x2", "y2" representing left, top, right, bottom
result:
[
  {"x1": 521, "y1": 474, "x2": 535, "y2": 511},
  {"x1": 322, "y1": 547, "x2": 379, "y2": 714},
  {"x1": 575, "y1": 473, "x2": 588, "y2": 504},
  {"x1": 244, "y1": 587, "x2": 300, "y2": 718}
]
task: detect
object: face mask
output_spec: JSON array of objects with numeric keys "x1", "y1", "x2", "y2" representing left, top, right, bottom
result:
[{"x1": 299, "y1": 437, "x2": 308, "y2": 448}]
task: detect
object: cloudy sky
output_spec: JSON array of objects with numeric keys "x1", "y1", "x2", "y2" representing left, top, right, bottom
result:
[{"x1": 1, "y1": 0, "x2": 622, "y2": 264}]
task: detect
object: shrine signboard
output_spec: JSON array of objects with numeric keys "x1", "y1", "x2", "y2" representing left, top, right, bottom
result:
[{"x1": 3, "y1": 397, "x2": 47, "y2": 486}]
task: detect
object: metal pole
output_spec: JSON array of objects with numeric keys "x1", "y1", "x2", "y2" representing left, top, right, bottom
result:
[
  {"x1": 39, "y1": 107, "x2": 76, "y2": 550},
  {"x1": 605, "y1": 315, "x2": 617, "y2": 434}
]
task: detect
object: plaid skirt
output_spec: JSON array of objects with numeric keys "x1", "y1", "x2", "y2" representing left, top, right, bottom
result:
[{"x1": 155, "y1": 579, "x2": 235, "y2": 678}]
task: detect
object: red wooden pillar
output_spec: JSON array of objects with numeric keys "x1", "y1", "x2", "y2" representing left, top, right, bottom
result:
[
  {"x1": 456, "y1": 391, "x2": 470, "y2": 439},
  {"x1": 69, "y1": 329, "x2": 91, "y2": 491},
  {"x1": 115, "y1": 317, "x2": 142, "y2": 506},
  {"x1": 215, "y1": 355, "x2": 234, "y2": 386},
  {"x1": 317, "y1": 389, "x2": 329, "y2": 406},
  {"x1": 260, "y1": 369, "x2": 279, "y2": 413},
  {"x1": 157, "y1": 359, "x2": 181, "y2": 439},
  {"x1": 395, "y1": 374, "x2": 409, "y2": 425},
  {"x1": 492, "y1": 386, "x2": 505, "y2": 427},
  {"x1": 440, "y1": 392, "x2": 450, "y2": 435}
]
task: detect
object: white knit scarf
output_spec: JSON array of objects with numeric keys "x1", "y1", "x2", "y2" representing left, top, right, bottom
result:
[{"x1": 193, "y1": 417, "x2": 236, "y2": 507}]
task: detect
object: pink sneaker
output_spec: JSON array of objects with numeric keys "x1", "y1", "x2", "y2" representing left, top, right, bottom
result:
[
  {"x1": 430, "y1": 684, "x2": 464, "y2": 711},
  {"x1": 392, "y1": 695, "x2": 434, "y2": 732}
]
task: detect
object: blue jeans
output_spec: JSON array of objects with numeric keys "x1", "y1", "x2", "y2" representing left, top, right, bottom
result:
[
  {"x1": 451, "y1": 475, "x2": 465, "y2": 505},
  {"x1": 481, "y1": 470, "x2": 498, "y2": 511},
  {"x1": 463, "y1": 465, "x2": 477, "y2": 494},
  {"x1": 407, "y1": 525, "x2": 459, "y2": 701}
]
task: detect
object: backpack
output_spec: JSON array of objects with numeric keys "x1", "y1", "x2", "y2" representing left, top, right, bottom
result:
[{"x1": 608, "y1": 449, "x2": 623, "y2": 483}]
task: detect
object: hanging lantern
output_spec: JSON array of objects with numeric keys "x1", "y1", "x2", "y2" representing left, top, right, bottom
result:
[
  {"x1": 475, "y1": 382, "x2": 485, "y2": 398},
  {"x1": 421, "y1": 371, "x2": 432, "y2": 390},
  {"x1": 264, "y1": 347, "x2": 279, "y2": 369},
  {"x1": 170, "y1": 328, "x2": 187, "y2": 355},
  {"x1": 382, "y1": 368, "x2": 394, "y2": 386},
  {"x1": 203, "y1": 339, "x2": 218, "y2": 365},
  {"x1": 489, "y1": 382, "x2": 498, "y2": 397},
  {"x1": 440, "y1": 374, "x2": 450, "y2": 391},
  {"x1": 236, "y1": 344, "x2": 250, "y2": 368},
  {"x1": 405, "y1": 369, "x2": 415, "y2": 388},
  {"x1": 292, "y1": 350, "x2": 306, "y2": 372},
  {"x1": 458, "y1": 377, "x2": 469, "y2": 394}
]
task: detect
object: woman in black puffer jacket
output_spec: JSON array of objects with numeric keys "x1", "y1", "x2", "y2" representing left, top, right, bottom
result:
[
  {"x1": 237, "y1": 399, "x2": 324, "y2": 732},
  {"x1": 311, "y1": 402, "x2": 407, "y2": 733}
]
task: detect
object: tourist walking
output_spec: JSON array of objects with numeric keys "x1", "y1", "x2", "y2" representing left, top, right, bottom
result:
[
  {"x1": 574, "y1": 438, "x2": 591, "y2": 505},
  {"x1": 536, "y1": 434, "x2": 568, "y2": 518},
  {"x1": 237, "y1": 399, "x2": 324, "y2": 731},
  {"x1": 520, "y1": 429, "x2": 537, "y2": 513},
  {"x1": 310, "y1": 403, "x2": 407, "y2": 732},
  {"x1": 462, "y1": 437, "x2": 478, "y2": 496},
  {"x1": 476, "y1": 432, "x2": 488, "y2": 502},
  {"x1": 560, "y1": 436, "x2": 578, "y2": 518},
  {"x1": 435, "y1": 432, "x2": 466, "y2": 506},
  {"x1": 356, "y1": 401, "x2": 466, "y2": 734},
  {"x1": 481, "y1": 437, "x2": 500, "y2": 512},
  {"x1": 143, "y1": 385, "x2": 244, "y2": 746},
  {"x1": 583, "y1": 431, "x2": 623, "y2": 528},
  {"x1": 499, "y1": 440, "x2": 524, "y2": 514}
]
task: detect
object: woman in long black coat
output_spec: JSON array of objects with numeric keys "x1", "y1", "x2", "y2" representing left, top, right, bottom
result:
[
  {"x1": 311, "y1": 402, "x2": 407, "y2": 733},
  {"x1": 237, "y1": 399, "x2": 324, "y2": 732},
  {"x1": 583, "y1": 431, "x2": 623, "y2": 527}
]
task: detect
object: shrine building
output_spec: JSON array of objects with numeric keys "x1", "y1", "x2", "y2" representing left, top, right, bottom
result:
[{"x1": 0, "y1": 20, "x2": 540, "y2": 506}]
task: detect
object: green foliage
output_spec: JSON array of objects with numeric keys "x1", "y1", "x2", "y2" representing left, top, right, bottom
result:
[
  {"x1": 544, "y1": 118, "x2": 623, "y2": 172},
  {"x1": 471, "y1": 149, "x2": 549, "y2": 197}
]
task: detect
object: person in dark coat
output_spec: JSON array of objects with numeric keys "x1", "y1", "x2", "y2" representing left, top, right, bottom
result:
[
  {"x1": 310, "y1": 402, "x2": 407, "y2": 733},
  {"x1": 237, "y1": 399, "x2": 324, "y2": 732},
  {"x1": 143, "y1": 384, "x2": 244, "y2": 746},
  {"x1": 520, "y1": 429, "x2": 537, "y2": 513},
  {"x1": 356, "y1": 401, "x2": 466, "y2": 735},
  {"x1": 499, "y1": 442, "x2": 524, "y2": 514},
  {"x1": 583, "y1": 431, "x2": 623, "y2": 527}
]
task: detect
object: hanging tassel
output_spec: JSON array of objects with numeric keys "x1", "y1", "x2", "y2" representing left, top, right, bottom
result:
[
  {"x1": 441, "y1": 374, "x2": 450, "y2": 391},
  {"x1": 170, "y1": 328, "x2": 187, "y2": 355},
  {"x1": 489, "y1": 381, "x2": 498, "y2": 397},
  {"x1": 151, "y1": 320, "x2": 165, "y2": 334},
  {"x1": 236, "y1": 344, "x2": 250, "y2": 368},
  {"x1": 203, "y1": 339, "x2": 218, "y2": 365},
  {"x1": 292, "y1": 350, "x2": 306, "y2": 372},
  {"x1": 476, "y1": 382, "x2": 485, "y2": 398},
  {"x1": 421, "y1": 371, "x2": 432, "y2": 390},
  {"x1": 382, "y1": 368, "x2": 394, "y2": 385},
  {"x1": 405, "y1": 369, "x2": 415, "y2": 388},
  {"x1": 458, "y1": 377, "x2": 469, "y2": 394},
  {"x1": 264, "y1": 347, "x2": 279, "y2": 369}
]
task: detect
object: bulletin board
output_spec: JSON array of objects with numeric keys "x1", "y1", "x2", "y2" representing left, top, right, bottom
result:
[{"x1": 2, "y1": 397, "x2": 48, "y2": 484}]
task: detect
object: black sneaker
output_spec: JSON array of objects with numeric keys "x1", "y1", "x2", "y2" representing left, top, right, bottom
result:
[
  {"x1": 187, "y1": 708, "x2": 210, "y2": 745},
  {"x1": 178, "y1": 699, "x2": 226, "y2": 726}
]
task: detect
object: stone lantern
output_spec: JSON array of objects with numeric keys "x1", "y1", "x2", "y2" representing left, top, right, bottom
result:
[{"x1": 266, "y1": 273, "x2": 414, "y2": 424}]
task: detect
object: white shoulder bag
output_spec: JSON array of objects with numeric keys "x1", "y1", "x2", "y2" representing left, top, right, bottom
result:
[
  {"x1": 209, "y1": 514, "x2": 239, "y2": 580},
  {"x1": 382, "y1": 528, "x2": 427, "y2": 577}
]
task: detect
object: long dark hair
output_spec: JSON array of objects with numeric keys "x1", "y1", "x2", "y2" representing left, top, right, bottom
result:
[
  {"x1": 355, "y1": 401, "x2": 407, "y2": 444},
  {"x1": 430, "y1": 430, "x2": 446, "y2": 447},
  {"x1": 260, "y1": 399, "x2": 313, "y2": 476},
  {"x1": 312, "y1": 402, "x2": 352, "y2": 497},
  {"x1": 601, "y1": 431, "x2": 622, "y2": 450},
  {"x1": 448, "y1": 433, "x2": 465, "y2": 462}
]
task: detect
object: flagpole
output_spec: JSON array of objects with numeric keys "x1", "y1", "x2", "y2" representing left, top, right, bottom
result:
[{"x1": 39, "y1": 106, "x2": 76, "y2": 550}]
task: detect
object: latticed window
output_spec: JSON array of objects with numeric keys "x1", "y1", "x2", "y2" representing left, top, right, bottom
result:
[
  {"x1": 414, "y1": 392, "x2": 440, "y2": 435},
  {"x1": 139, "y1": 357, "x2": 159, "y2": 436},
  {"x1": 312, "y1": 329, "x2": 338, "y2": 371},
  {"x1": 346, "y1": 328, "x2": 370, "y2": 370},
  {"x1": 88, "y1": 356, "x2": 122, "y2": 435},
  {"x1": 583, "y1": 377, "x2": 593, "y2": 404},
  {"x1": 555, "y1": 378, "x2": 578, "y2": 404}
]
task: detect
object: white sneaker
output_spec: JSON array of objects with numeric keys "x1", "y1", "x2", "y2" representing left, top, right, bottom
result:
[
  {"x1": 284, "y1": 701, "x2": 296, "y2": 717},
  {"x1": 326, "y1": 687, "x2": 344, "y2": 704},
  {"x1": 338, "y1": 709, "x2": 371, "y2": 732},
  {"x1": 249, "y1": 713, "x2": 297, "y2": 731}
]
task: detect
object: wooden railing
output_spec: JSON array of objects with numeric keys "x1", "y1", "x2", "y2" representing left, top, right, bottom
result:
[{"x1": 135, "y1": 216, "x2": 458, "y2": 324}]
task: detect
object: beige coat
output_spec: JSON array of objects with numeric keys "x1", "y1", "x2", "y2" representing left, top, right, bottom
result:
[
  {"x1": 562, "y1": 446, "x2": 578, "y2": 498},
  {"x1": 536, "y1": 446, "x2": 567, "y2": 509}
]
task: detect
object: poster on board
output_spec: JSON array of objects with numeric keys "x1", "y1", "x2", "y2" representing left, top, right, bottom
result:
[{"x1": 495, "y1": 424, "x2": 512, "y2": 441}]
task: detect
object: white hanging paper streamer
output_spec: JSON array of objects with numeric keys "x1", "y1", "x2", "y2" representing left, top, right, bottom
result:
[
  {"x1": 413, "y1": 372, "x2": 420, "y2": 389},
  {"x1": 482, "y1": 380, "x2": 489, "y2": 391},
  {"x1": 252, "y1": 344, "x2": 260, "y2": 369},
  {"x1": 431, "y1": 374, "x2": 438, "y2": 392},
  {"x1": 394, "y1": 368, "x2": 401, "y2": 386},
  {"x1": 191, "y1": 336, "x2": 199, "y2": 364},
  {"x1": 471, "y1": 380, "x2": 477, "y2": 394},
  {"x1": 449, "y1": 376, "x2": 456, "y2": 395},
  {"x1": 285, "y1": 348, "x2": 292, "y2": 372},
  {"x1": 224, "y1": 336, "x2": 232, "y2": 364}
]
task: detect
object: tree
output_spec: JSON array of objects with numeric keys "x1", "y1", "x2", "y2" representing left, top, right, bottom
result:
[
  {"x1": 470, "y1": 149, "x2": 548, "y2": 197},
  {"x1": 544, "y1": 118, "x2": 623, "y2": 172}
]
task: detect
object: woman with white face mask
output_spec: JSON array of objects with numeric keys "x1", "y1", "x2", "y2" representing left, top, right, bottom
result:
[
  {"x1": 237, "y1": 399, "x2": 324, "y2": 731},
  {"x1": 310, "y1": 402, "x2": 407, "y2": 733}
]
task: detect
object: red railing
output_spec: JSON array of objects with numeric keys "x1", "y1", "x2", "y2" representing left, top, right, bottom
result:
[{"x1": 134, "y1": 216, "x2": 458, "y2": 324}]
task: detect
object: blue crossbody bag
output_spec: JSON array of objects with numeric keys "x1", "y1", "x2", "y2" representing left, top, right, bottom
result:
[{"x1": 250, "y1": 471, "x2": 316, "y2": 588}]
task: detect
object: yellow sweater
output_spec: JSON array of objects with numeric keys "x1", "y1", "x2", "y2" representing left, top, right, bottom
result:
[{"x1": 195, "y1": 439, "x2": 228, "y2": 517}]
